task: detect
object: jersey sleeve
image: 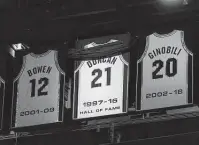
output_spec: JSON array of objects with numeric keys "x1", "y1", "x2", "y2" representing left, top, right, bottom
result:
[{"x1": 182, "y1": 25, "x2": 198, "y2": 105}]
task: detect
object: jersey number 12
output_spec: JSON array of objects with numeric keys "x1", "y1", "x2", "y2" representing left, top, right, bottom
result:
[{"x1": 30, "y1": 77, "x2": 49, "y2": 97}]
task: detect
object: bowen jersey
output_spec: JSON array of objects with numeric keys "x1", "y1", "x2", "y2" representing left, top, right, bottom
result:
[
  {"x1": 12, "y1": 50, "x2": 65, "y2": 128},
  {"x1": 136, "y1": 30, "x2": 193, "y2": 111},
  {"x1": 73, "y1": 55, "x2": 129, "y2": 119}
]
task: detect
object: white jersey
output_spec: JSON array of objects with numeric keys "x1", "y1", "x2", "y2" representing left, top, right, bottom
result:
[
  {"x1": 11, "y1": 50, "x2": 65, "y2": 128},
  {"x1": 73, "y1": 54, "x2": 129, "y2": 119},
  {"x1": 136, "y1": 30, "x2": 193, "y2": 111}
]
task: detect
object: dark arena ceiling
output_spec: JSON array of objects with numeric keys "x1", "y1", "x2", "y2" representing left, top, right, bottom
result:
[{"x1": 0, "y1": 0, "x2": 199, "y2": 42}]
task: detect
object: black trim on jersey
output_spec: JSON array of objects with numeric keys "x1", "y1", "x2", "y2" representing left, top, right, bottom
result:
[
  {"x1": 0, "y1": 81, "x2": 5, "y2": 130},
  {"x1": 58, "y1": 73, "x2": 65, "y2": 121},
  {"x1": 11, "y1": 50, "x2": 66, "y2": 128},
  {"x1": 136, "y1": 62, "x2": 142, "y2": 110},
  {"x1": 123, "y1": 64, "x2": 128, "y2": 112},
  {"x1": 73, "y1": 71, "x2": 79, "y2": 119},
  {"x1": 73, "y1": 55, "x2": 129, "y2": 119},
  {"x1": 30, "y1": 50, "x2": 52, "y2": 58},
  {"x1": 188, "y1": 55, "x2": 193, "y2": 104},
  {"x1": 11, "y1": 80, "x2": 18, "y2": 128}
]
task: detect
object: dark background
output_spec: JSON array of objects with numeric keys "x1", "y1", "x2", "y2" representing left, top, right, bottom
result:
[{"x1": 1, "y1": 0, "x2": 199, "y2": 144}]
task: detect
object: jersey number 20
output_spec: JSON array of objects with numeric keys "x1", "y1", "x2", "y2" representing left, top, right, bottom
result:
[
  {"x1": 152, "y1": 58, "x2": 177, "y2": 79},
  {"x1": 30, "y1": 77, "x2": 49, "y2": 97}
]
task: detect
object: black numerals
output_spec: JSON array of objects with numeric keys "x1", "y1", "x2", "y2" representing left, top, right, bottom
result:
[
  {"x1": 152, "y1": 60, "x2": 164, "y2": 79},
  {"x1": 91, "y1": 69, "x2": 102, "y2": 88},
  {"x1": 152, "y1": 58, "x2": 177, "y2": 79},
  {"x1": 38, "y1": 77, "x2": 49, "y2": 96},
  {"x1": 83, "y1": 98, "x2": 118, "y2": 107},
  {"x1": 105, "y1": 67, "x2": 111, "y2": 86},
  {"x1": 91, "y1": 67, "x2": 111, "y2": 88},
  {"x1": 174, "y1": 89, "x2": 183, "y2": 95},
  {"x1": 30, "y1": 77, "x2": 49, "y2": 97},
  {"x1": 30, "y1": 79, "x2": 36, "y2": 97},
  {"x1": 20, "y1": 107, "x2": 55, "y2": 116},
  {"x1": 166, "y1": 58, "x2": 177, "y2": 77}
]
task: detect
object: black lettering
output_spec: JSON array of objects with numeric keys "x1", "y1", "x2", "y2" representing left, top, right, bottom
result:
[
  {"x1": 171, "y1": 47, "x2": 175, "y2": 54},
  {"x1": 87, "y1": 61, "x2": 92, "y2": 68},
  {"x1": 114, "y1": 106, "x2": 120, "y2": 110},
  {"x1": 102, "y1": 58, "x2": 106, "y2": 63},
  {"x1": 46, "y1": 67, "x2": 52, "y2": 74},
  {"x1": 148, "y1": 53, "x2": 154, "y2": 59},
  {"x1": 33, "y1": 68, "x2": 37, "y2": 74},
  {"x1": 173, "y1": 47, "x2": 178, "y2": 55},
  {"x1": 105, "y1": 106, "x2": 120, "y2": 111},
  {"x1": 162, "y1": 47, "x2": 166, "y2": 54},
  {"x1": 37, "y1": 66, "x2": 43, "y2": 73},
  {"x1": 98, "y1": 59, "x2": 102, "y2": 64},
  {"x1": 106, "y1": 57, "x2": 112, "y2": 64},
  {"x1": 156, "y1": 48, "x2": 161, "y2": 56},
  {"x1": 42, "y1": 66, "x2": 46, "y2": 73},
  {"x1": 153, "y1": 50, "x2": 157, "y2": 57},
  {"x1": 92, "y1": 60, "x2": 97, "y2": 65},
  {"x1": 167, "y1": 46, "x2": 171, "y2": 53},
  {"x1": 111, "y1": 57, "x2": 117, "y2": 65},
  {"x1": 27, "y1": 70, "x2": 32, "y2": 77},
  {"x1": 177, "y1": 49, "x2": 182, "y2": 56}
]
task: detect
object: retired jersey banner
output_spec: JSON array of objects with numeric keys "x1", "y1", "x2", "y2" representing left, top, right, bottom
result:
[
  {"x1": 11, "y1": 50, "x2": 65, "y2": 128},
  {"x1": 136, "y1": 30, "x2": 193, "y2": 111},
  {"x1": 73, "y1": 34, "x2": 130, "y2": 119}
]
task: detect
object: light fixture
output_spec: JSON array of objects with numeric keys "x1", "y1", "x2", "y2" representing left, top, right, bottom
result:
[
  {"x1": 8, "y1": 47, "x2": 15, "y2": 57},
  {"x1": 12, "y1": 43, "x2": 29, "y2": 51},
  {"x1": 155, "y1": 0, "x2": 190, "y2": 12},
  {"x1": 158, "y1": 0, "x2": 185, "y2": 7},
  {"x1": 183, "y1": 0, "x2": 189, "y2": 5}
]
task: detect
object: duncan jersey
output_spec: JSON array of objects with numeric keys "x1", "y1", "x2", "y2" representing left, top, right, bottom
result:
[
  {"x1": 136, "y1": 30, "x2": 193, "y2": 111},
  {"x1": 11, "y1": 50, "x2": 65, "y2": 128},
  {"x1": 73, "y1": 55, "x2": 129, "y2": 119}
]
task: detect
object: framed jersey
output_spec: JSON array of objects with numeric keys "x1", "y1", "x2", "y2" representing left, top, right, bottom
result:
[
  {"x1": 11, "y1": 50, "x2": 65, "y2": 128},
  {"x1": 73, "y1": 34, "x2": 130, "y2": 120},
  {"x1": 136, "y1": 30, "x2": 193, "y2": 111}
]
